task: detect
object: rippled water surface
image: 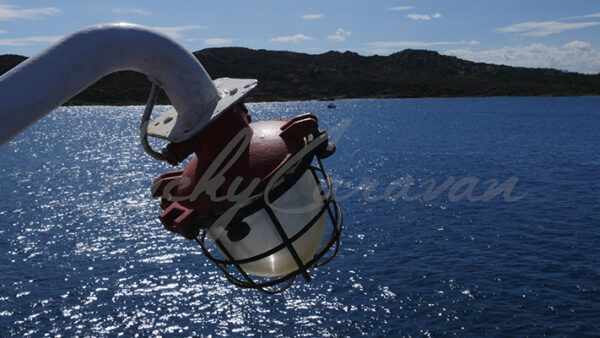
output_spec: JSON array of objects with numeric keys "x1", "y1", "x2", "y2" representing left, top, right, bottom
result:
[{"x1": 1, "y1": 97, "x2": 599, "y2": 336}]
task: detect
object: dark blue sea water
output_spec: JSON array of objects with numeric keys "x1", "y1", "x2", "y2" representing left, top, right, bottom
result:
[{"x1": 1, "y1": 97, "x2": 599, "y2": 336}]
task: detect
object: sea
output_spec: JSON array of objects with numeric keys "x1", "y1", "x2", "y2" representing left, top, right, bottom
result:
[{"x1": 0, "y1": 97, "x2": 599, "y2": 336}]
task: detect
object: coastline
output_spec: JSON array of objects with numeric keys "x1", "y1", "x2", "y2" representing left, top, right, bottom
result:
[
  {"x1": 3, "y1": 48, "x2": 600, "y2": 106},
  {"x1": 60, "y1": 94, "x2": 600, "y2": 106}
]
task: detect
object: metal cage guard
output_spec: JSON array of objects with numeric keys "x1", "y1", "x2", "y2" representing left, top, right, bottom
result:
[{"x1": 195, "y1": 156, "x2": 343, "y2": 294}]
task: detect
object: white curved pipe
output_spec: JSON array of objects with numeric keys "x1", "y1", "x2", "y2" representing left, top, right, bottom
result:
[{"x1": 0, "y1": 23, "x2": 218, "y2": 146}]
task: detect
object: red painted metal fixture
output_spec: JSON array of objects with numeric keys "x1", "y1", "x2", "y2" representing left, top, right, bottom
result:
[{"x1": 148, "y1": 92, "x2": 342, "y2": 293}]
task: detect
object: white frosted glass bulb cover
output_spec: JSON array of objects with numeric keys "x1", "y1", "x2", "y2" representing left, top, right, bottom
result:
[{"x1": 209, "y1": 171, "x2": 327, "y2": 277}]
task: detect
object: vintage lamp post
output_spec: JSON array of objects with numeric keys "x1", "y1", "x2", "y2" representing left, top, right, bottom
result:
[{"x1": 0, "y1": 23, "x2": 342, "y2": 293}]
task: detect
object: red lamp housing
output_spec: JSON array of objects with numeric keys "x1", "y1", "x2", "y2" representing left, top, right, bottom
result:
[{"x1": 150, "y1": 103, "x2": 342, "y2": 293}]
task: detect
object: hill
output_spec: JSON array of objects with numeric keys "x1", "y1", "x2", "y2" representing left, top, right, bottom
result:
[{"x1": 1, "y1": 48, "x2": 599, "y2": 104}]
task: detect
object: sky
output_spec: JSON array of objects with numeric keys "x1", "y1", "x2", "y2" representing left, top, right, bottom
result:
[{"x1": 1, "y1": 0, "x2": 600, "y2": 74}]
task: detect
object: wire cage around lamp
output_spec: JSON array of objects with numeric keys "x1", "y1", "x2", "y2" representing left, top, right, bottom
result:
[{"x1": 195, "y1": 139, "x2": 343, "y2": 294}]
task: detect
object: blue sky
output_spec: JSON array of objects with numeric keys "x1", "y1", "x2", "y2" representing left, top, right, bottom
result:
[{"x1": 1, "y1": 0, "x2": 600, "y2": 73}]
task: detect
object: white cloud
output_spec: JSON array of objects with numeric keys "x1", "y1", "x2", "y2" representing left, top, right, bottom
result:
[
  {"x1": 301, "y1": 14, "x2": 324, "y2": 20},
  {"x1": 367, "y1": 40, "x2": 477, "y2": 49},
  {"x1": 150, "y1": 25, "x2": 205, "y2": 39},
  {"x1": 0, "y1": 35, "x2": 61, "y2": 46},
  {"x1": 0, "y1": 4, "x2": 60, "y2": 20},
  {"x1": 328, "y1": 28, "x2": 351, "y2": 42},
  {"x1": 204, "y1": 38, "x2": 237, "y2": 46},
  {"x1": 387, "y1": 6, "x2": 413, "y2": 11},
  {"x1": 561, "y1": 13, "x2": 600, "y2": 20},
  {"x1": 113, "y1": 7, "x2": 152, "y2": 16},
  {"x1": 0, "y1": 29, "x2": 6, "y2": 34},
  {"x1": 367, "y1": 48, "x2": 395, "y2": 55},
  {"x1": 445, "y1": 41, "x2": 600, "y2": 74},
  {"x1": 407, "y1": 13, "x2": 443, "y2": 21},
  {"x1": 496, "y1": 20, "x2": 600, "y2": 37},
  {"x1": 562, "y1": 40, "x2": 592, "y2": 51},
  {"x1": 407, "y1": 13, "x2": 431, "y2": 21},
  {"x1": 270, "y1": 34, "x2": 313, "y2": 43}
]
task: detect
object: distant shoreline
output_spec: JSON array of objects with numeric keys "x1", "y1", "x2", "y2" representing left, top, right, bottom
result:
[
  {"x1": 59, "y1": 94, "x2": 600, "y2": 107},
  {"x1": 3, "y1": 48, "x2": 600, "y2": 105}
]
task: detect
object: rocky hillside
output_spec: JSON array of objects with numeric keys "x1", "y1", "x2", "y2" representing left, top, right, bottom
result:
[{"x1": 1, "y1": 48, "x2": 599, "y2": 104}]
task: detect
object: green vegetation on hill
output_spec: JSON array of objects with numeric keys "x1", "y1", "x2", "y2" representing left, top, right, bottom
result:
[{"x1": 1, "y1": 48, "x2": 599, "y2": 105}]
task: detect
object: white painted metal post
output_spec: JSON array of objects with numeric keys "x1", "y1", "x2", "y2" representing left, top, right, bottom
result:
[{"x1": 0, "y1": 23, "x2": 217, "y2": 146}]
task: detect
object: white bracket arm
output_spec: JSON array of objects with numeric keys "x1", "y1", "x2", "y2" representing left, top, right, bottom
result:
[{"x1": 0, "y1": 23, "x2": 218, "y2": 146}]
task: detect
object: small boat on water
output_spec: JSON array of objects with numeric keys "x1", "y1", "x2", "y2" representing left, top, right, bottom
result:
[{"x1": 327, "y1": 103, "x2": 336, "y2": 109}]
